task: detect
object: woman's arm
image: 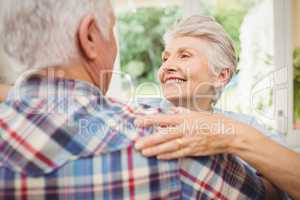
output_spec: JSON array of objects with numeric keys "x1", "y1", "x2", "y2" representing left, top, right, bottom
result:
[
  {"x1": 0, "y1": 84, "x2": 10, "y2": 102},
  {"x1": 230, "y1": 127, "x2": 300, "y2": 200},
  {"x1": 134, "y1": 112, "x2": 300, "y2": 199}
]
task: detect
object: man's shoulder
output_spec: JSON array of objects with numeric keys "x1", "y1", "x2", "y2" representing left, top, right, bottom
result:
[{"x1": 126, "y1": 97, "x2": 173, "y2": 114}]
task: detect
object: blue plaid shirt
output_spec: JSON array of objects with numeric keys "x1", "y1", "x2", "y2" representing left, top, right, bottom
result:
[{"x1": 0, "y1": 75, "x2": 265, "y2": 200}]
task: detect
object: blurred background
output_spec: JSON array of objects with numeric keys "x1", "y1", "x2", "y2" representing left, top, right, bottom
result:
[
  {"x1": 0, "y1": 0, "x2": 299, "y2": 151},
  {"x1": 110, "y1": 1, "x2": 280, "y2": 124},
  {"x1": 111, "y1": 0, "x2": 300, "y2": 151}
]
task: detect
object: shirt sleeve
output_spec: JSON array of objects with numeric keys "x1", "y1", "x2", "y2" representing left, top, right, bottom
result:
[
  {"x1": 179, "y1": 154, "x2": 266, "y2": 199},
  {"x1": 0, "y1": 99, "x2": 104, "y2": 176},
  {"x1": 0, "y1": 96, "x2": 137, "y2": 177},
  {"x1": 0, "y1": 101, "x2": 64, "y2": 176}
]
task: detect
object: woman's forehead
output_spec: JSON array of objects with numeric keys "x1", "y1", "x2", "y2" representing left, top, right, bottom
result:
[{"x1": 164, "y1": 36, "x2": 209, "y2": 54}]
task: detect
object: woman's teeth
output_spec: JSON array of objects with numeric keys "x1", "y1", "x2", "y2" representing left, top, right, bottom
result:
[{"x1": 165, "y1": 79, "x2": 185, "y2": 84}]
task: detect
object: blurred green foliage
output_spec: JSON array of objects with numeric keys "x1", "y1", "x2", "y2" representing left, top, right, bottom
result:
[
  {"x1": 117, "y1": 7, "x2": 182, "y2": 83},
  {"x1": 293, "y1": 48, "x2": 300, "y2": 121},
  {"x1": 117, "y1": 3, "x2": 254, "y2": 84},
  {"x1": 214, "y1": 9, "x2": 247, "y2": 56}
]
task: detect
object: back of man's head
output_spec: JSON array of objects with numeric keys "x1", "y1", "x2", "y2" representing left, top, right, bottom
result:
[{"x1": 0, "y1": 0, "x2": 112, "y2": 74}]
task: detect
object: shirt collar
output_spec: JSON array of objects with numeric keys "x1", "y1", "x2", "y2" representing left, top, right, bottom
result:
[{"x1": 7, "y1": 74, "x2": 106, "y2": 105}]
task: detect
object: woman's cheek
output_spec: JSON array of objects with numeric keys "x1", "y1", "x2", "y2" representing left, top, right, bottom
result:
[{"x1": 157, "y1": 69, "x2": 163, "y2": 82}]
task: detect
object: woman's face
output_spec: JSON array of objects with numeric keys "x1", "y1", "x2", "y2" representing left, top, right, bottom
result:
[{"x1": 158, "y1": 36, "x2": 217, "y2": 109}]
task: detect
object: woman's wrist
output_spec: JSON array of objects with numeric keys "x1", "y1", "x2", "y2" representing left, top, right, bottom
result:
[
  {"x1": 227, "y1": 122, "x2": 266, "y2": 156},
  {"x1": 228, "y1": 125, "x2": 300, "y2": 199}
]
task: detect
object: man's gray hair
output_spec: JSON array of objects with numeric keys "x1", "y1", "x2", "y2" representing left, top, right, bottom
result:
[
  {"x1": 163, "y1": 15, "x2": 238, "y2": 103},
  {"x1": 0, "y1": 0, "x2": 113, "y2": 71}
]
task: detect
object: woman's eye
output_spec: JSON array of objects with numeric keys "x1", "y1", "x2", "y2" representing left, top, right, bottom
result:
[
  {"x1": 180, "y1": 54, "x2": 190, "y2": 59},
  {"x1": 162, "y1": 57, "x2": 168, "y2": 62}
]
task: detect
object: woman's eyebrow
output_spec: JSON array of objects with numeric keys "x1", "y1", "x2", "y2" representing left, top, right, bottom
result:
[
  {"x1": 162, "y1": 51, "x2": 170, "y2": 57},
  {"x1": 162, "y1": 47, "x2": 195, "y2": 56},
  {"x1": 177, "y1": 47, "x2": 195, "y2": 53}
]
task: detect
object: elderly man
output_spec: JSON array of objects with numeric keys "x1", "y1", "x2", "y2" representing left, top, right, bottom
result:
[{"x1": 0, "y1": 0, "x2": 266, "y2": 199}]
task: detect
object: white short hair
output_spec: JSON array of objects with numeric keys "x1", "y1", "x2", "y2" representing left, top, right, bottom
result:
[
  {"x1": 0, "y1": 0, "x2": 113, "y2": 72},
  {"x1": 164, "y1": 15, "x2": 237, "y2": 77},
  {"x1": 163, "y1": 15, "x2": 238, "y2": 103}
]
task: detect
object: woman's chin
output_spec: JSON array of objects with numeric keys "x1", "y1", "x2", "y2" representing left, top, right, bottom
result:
[
  {"x1": 163, "y1": 92, "x2": 182, "y2": 100},
  {"x1": 163, "y1": 93, "x2": 188, "y2": 106}
]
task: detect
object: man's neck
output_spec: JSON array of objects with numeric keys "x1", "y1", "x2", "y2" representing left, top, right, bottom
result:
[{"x1": 47, "y1": 64, "x2": 93, "y2": 82}]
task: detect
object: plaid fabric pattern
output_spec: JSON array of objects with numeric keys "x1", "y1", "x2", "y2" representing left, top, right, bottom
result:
[{"x1": 0, "y1": 76, "x2": 265, "y2": 200}]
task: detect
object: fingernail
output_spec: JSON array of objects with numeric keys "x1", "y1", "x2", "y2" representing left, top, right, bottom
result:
[
  {"x1": 134, "y1": 141, "x2": 143, "y2": 150},
  {"x1": 132, "y1": 135, "x2": 139, "y2": 142},
  {"x1": 142, "y1": 149, "x2": 151, "y2": 156}
]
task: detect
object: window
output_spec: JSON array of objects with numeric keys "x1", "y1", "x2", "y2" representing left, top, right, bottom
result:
[
  {"x1": 111, "y1": 1, "x2": 300, "y2": 149},
  {"x1": 112, "y1": 0, "x2": 275, "y2": 127}
]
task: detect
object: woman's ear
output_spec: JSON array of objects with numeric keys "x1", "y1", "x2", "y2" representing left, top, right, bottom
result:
[
  {"x1": 78, "y1": 15, "x2": 99, "y2": 60},
  {"x1": 214, "y1": 68, "x2": 231, "y2": 88}
]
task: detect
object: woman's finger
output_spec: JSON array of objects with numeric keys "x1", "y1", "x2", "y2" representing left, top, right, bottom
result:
[
  {"x1": 171, "y1": 106, "x2": 191, "y2": 114},
  {"x1": 134, "y1": 111, "x2": 212, "y2": 129},
  {"x1": 135, "y1": 130, "x2": 182, "y2": 150},
  {"x1": 134, "y1": 114, "x2": 184, "y2": 128},
  {"x1": 157, "y1": 147, "x2": 191, "y2": 160},
  {"x1": 141, "y1": 137, "x2": 187, "y2": 157}
]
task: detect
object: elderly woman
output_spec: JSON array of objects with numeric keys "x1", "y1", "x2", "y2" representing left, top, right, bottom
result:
[{"x1": 134, "y1": 15, "x2": 300, "y2": 199}]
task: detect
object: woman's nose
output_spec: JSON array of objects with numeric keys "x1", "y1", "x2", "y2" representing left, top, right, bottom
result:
[{"x1": 162, "y1": 63, "x2": 178, "y2": 73}]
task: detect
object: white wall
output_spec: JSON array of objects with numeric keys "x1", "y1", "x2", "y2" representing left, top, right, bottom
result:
[
  {"x1": 293, "y1": 0, "x2": 300, "y2": 48},
  {"x1": 287, "y1": 0, "x2": 300, "y2": 149}
]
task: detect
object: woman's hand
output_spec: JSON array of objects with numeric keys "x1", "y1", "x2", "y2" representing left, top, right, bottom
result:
[
  {"x1": 134, "y1": 110, "x2": 299, "y2": 199},
  {"x1": 0, "y1": 84, "x2": 11, "y2": 102},
  {"x1": 134, "y1": 109, "x2": 262, "y2": 159}
]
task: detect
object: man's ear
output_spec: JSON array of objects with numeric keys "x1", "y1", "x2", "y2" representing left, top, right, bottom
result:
[
  {"x1": 78, "y1": 15, "x2": 99, "y2": 60},
  {"x1": 214, "y1": 68, "x2": 231, "y2": 88}
]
